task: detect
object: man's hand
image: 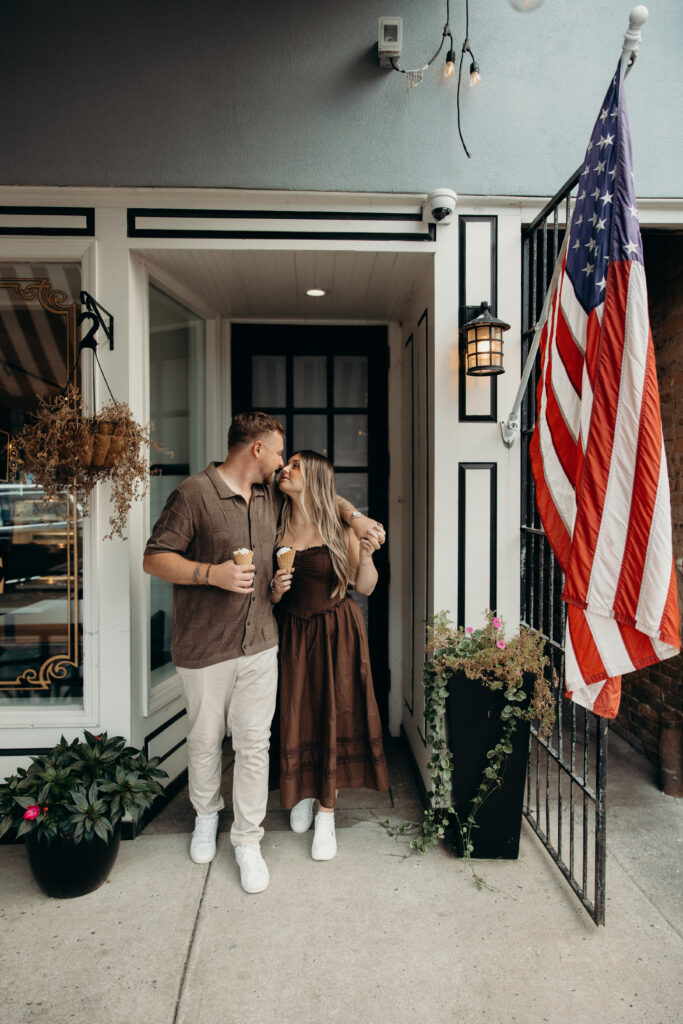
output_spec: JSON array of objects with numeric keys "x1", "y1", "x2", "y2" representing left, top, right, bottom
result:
[
  {"x1": 209, "y1": 559, "x2": 255, "y2": 594},
  {"x1": 350, "y1": 515, "x2": 386, "y2": 551}
]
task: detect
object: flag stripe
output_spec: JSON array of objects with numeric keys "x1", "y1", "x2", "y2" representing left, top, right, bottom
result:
[{"x1": 586, "y1": 262, "x2": 650, "y2": 615}]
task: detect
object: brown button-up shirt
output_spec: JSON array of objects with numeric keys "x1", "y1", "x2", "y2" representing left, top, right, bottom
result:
[{"x1": 144, "y1": 463, "x2": 282, "y2": 669}]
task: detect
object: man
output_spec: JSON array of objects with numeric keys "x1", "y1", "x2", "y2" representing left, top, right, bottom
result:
[{"x1": 143, "y1": 411, "x2": 384, "y2": 894}]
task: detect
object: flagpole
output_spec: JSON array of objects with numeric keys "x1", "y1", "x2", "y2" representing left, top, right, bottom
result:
[{"x1": 499, "y1": 5, "x2": 649, "y2": 449}]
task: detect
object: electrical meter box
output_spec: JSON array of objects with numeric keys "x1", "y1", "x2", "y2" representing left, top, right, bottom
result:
[{"x1": 378, "y1": 17, "x2": 403, "y2": 68}]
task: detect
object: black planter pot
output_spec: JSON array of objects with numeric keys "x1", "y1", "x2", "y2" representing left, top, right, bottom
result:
[
  {"x1": 445, "y1": 671, "x2": 531, "y2": 859},
  {"x1": 26, "y1": 822, "x2": 122, "y2": 898}
]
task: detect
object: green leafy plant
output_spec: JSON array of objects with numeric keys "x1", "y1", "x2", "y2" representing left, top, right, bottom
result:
[
  {"x1": 385, "y1": 611, "x2": 555, "y2": 881},
  {"x1": 0, "y1": 732, "x2": 168, "y2": 845}
]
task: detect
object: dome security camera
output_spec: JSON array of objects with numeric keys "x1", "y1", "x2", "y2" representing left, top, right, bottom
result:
[{"x1": 422, "y1": 188, "x2": 458, "y2": 224}]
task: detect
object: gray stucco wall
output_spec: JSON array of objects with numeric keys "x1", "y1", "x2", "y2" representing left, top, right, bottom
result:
[{"x1": 0, "y1": 0, "x2": 680, "y2": 196}]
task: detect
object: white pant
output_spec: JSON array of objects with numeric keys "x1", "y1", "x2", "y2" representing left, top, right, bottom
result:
[{"x1": 176, "y1": 647, "x2": 278, "y2": 847}]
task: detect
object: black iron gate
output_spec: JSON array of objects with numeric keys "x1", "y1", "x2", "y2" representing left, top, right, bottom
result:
[{"x1": 519, "y1": 171, "x2": 608, "y2": 926}]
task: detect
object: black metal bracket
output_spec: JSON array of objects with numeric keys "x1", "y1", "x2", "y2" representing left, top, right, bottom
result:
[
  {"x1": 77, "y1": 290, "x2": 114, "y2": 352},
  {"x1": 62, "y1": 291, "x2": 117, "y2": 403}
]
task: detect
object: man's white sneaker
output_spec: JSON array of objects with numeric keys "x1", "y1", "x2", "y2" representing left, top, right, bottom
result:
[
  {"x1": 311, "y1": 812, "x2": 337, "y2": 861},
  {"x1": 289, "y1": 797, "x2": 315, "y2": 833},
  {"x1": 190, "y1": 812, "x2": 218, "y2": 864},
  {"x1": 235, "y1": 844, "x2": 270, "y2": 893}
]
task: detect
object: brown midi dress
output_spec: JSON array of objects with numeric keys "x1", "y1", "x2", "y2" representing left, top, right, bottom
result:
[{"x1": 278, "y1": 545, "x2": 390, "y2": 809}]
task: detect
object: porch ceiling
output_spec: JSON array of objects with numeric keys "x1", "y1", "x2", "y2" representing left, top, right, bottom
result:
[{"x1": 137, "y1": 249, "x2": 432, "y2": 323}]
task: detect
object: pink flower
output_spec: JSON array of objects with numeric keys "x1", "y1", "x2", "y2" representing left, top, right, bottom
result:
[
  {"x1": 23, "y1": 805, "x2": 41, "y2": 820},
  {"x1": 465, "y1": 627, "x2": 473, "y2": 634},
  {"x1": 496, "y1": 640, "x2": 507, "y2": 650},
  {"x1": 493, "y1": 617, "x2": 502, "y2": 629}
]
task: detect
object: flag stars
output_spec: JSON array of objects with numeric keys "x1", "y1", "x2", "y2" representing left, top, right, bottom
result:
[
  {"x1": 596, "y1": 275, "x2": 607, "y2": 291},
  {"x1": 586, "y1": 140, "x2": 594, "y2": 153},
  {"x1": 628, "y1": 204, "x2": 639, "y2": 219},
  {"x1": 578, "y1": 190, "x2": 587, "y2": 201},
  {"x1": 624, "y1": 241, "x2": 639, "y2": 256},
  {"x1": 573, "y1": 239, "x2": 581, "y2": 250},
  {"x1": 595, "y1": 217, "x2": 606, "y2": 232},
  {"x1": 585, "y1": 238, "x2": 598, "y2": 253},
  {"x1": 582, "y1": 262, "x2": 595, "y2": 277},
  {"x1": 599, "y1": 191, "x2": 613, "y2": 206},
  {"x1": 608, "y1": 167, "x2": 617, "y2": 180},
  {"x1": 599, "y1": 107, "x2": 609, "y2": 123},
  {"x1": 589, "y1": 212, "x2": 598, "y2": 226},
  {"x1": 594, "y1": 159, "x2": 606, "y2": 174},
  {"x1": 592, "y1": 187, "x2": 600, "y2": 200}
]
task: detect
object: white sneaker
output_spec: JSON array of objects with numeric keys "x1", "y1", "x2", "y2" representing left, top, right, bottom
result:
[
  {"x1": 311, "y1": 812, "x2": 337, "y2": 861},
  {"x1": 289, "y1": 797, "x2": 315, "y2": 833},
  {"x1": 190, "y1": 812, "x2": 218, "y2": 864},
  {"x1": 235, "y1": 844, "x2": 270, "y2": 893}
]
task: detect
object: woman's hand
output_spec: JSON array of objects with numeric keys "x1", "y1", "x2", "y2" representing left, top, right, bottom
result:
[
  {"x1": 354, "y1": 518, "x2": 385, "y2": 550},
  {"x1": 271, "y1": 567, "x2": 294, "y2": 603},
  {"x1": 358, "y1": 537, "x2": 376, "y2": 562}
]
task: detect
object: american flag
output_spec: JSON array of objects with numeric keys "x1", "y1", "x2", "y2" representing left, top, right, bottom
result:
[{"x1": 529, "y1": 62, "x2": 680, "y2": 718}]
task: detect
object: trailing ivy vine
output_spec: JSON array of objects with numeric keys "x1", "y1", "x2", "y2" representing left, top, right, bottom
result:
[{"x1": 384, "y1": 611, "x2": 555, "y2": 883}]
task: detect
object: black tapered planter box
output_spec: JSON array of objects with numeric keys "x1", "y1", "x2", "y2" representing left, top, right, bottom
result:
[
  {"x1": 445, "y1": 671, "x2": 530, "y2": 859},
  {"x1": 26, "y1": 822, "x2": 122, "y2": 898}
]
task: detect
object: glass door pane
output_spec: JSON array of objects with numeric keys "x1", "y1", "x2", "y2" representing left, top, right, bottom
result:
[
  {"x1": 0, "y1": 265, "x2": 83, "y2": 707},
  {"x1": 148, "y1": 286, "x2": 205, "y2": 686}
]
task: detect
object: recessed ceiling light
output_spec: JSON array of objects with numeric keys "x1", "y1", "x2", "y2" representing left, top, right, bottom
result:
[{"x1": 306, "y1": 288, "x2": 326, "y2": 297}]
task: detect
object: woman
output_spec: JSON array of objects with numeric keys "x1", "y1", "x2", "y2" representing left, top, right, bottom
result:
[{"x1": 271, "y1": 450, "x2": 389, "y2": 860}]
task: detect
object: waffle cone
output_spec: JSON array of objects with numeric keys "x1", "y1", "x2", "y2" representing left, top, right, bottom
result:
[
  {"x1": 233, "y1": 549, "x2": 253, "y2": 565},
  {"x1": 277, "y1": 548, "x2": 296, "y2": 571}
]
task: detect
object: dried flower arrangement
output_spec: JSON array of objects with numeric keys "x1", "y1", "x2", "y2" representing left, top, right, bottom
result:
[{"x1": 17, "y1": 384, "x2": 167, "y2": 540}]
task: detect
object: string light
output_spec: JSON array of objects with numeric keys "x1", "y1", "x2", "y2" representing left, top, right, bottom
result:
[
  {"x1": 508, "y1": 0, "x2": 545, "y2": 10},
  {"x1": 385, "y1": 0, "x2": 479, "y2": 157}
]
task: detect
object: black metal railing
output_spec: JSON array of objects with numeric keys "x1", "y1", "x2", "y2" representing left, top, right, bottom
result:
[{"x1": 519, "y1": 169, "x2": 607, "y2": 926}]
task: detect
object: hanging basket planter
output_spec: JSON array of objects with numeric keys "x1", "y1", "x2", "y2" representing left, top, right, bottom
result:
[{"x1": 17, "y1": 384, "x2": 169, "y2": 540}]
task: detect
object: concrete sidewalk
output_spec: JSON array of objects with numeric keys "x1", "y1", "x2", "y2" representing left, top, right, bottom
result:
[{"x1": 1, "y1": 733, "x2": 681, "y2": 1024}]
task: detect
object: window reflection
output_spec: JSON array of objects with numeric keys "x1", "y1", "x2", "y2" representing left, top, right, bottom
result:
[{"x1": 0, "y1": 266, "x2": 83, "y2": 706}]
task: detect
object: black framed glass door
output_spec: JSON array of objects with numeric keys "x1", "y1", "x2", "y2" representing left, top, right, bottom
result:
[{"x1": 231, "y1": 324, "x2": 389, "y2": 726}]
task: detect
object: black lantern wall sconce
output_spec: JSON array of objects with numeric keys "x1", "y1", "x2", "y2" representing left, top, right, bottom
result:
[{"x1": 460, "y1": 301, "x2": 509, "y2": 377}]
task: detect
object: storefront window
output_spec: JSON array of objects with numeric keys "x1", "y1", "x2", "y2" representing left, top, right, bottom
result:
[
  {"x1": 0, "y1": 263, "x2": 83, "y2": 707},
  {"x1": 148, "y1": 286, "x2": 205, "y2": 686}
]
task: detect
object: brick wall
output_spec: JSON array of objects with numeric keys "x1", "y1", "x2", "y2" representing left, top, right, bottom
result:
[{"x1": 611, "y1": 231, "x2": 683, "y2": 763}]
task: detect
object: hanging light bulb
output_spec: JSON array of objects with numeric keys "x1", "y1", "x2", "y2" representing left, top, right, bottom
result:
[
  {"x1": 469, "y1": 59, "x2": 481, "y2": 87},
  {"x1": 508, "y1": 0, "x2": 545, "y2": 10},
  {"x1": 443, "y1": 46, "x2": 456, "y2": 80}
]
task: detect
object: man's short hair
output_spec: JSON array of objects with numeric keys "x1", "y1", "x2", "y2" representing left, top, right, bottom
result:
[{"x1": 228, "y1": 411, "x2": 285, "y2": 451}]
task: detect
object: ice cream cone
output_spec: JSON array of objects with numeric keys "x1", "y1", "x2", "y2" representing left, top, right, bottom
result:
[
  {"x1": 277, "y1": 546, "x2": 296, "y2": 572},
  {"x1": 233, "y1": 548, "x2": 253, "y2": 565}
]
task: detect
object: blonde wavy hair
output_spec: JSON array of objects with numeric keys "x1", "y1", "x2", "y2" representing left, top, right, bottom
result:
[{"x1": 277, "y1": 450, "x2": 350, "y2": 597}]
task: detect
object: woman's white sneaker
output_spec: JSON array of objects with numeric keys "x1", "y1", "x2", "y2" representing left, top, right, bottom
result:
[
  {"x1": 235, "y1": 844, "x2": 270, "y2": 893},
  {"x1": 190, "y1": 812, "x2": 218, "y2": 864},
  {"x1": 289, "y1": 797, "x2": 315, "y2": 833},
  {"x1": 311, "y1": 811, "x2": 337, "y2": 860}
]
